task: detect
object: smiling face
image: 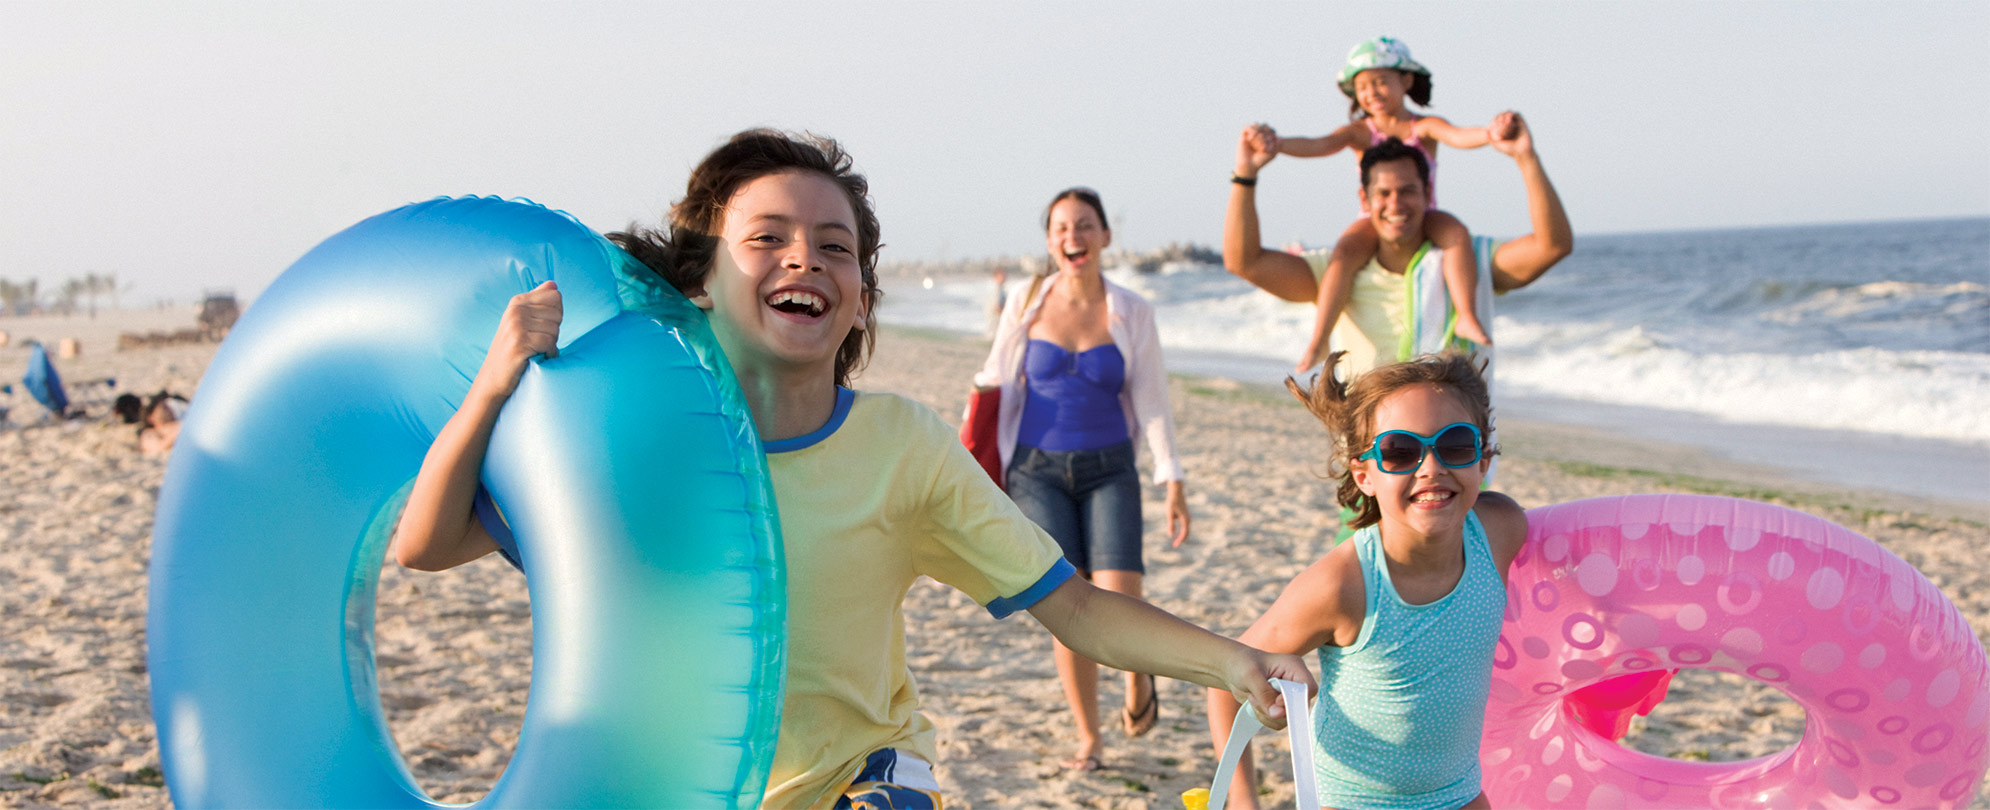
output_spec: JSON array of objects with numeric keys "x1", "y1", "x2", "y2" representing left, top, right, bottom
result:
[
  {"x1": 1352, "y1": 383, "x2": 1486, "y2": 540},
  {"x1": 1044, "y1": 195, "x2": 1111, "y2": 275},
  {"x1": 694, "y1": 170, "x2": 868, "y2": 382},
  {"x1": 1359, "y1": 157, "x2": 1429, "y2": 246},
  {"x1": 1351, "y1": 68, "x2": 1414, "y2": 119}
]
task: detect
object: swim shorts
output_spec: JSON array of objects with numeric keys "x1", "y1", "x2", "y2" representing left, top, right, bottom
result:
[{"x1": 835, "y1": 748, "x2": 943, "y2": 810}]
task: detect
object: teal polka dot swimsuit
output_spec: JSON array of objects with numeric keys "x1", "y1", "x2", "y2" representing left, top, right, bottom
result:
[{"x1": 1312, "y1": 513, "x2": 1503, "y2": 810}]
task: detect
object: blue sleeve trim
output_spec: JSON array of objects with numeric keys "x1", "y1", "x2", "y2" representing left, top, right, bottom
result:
[
  {"x1": 762, "y1": 386, "x2": 855, "y2": 453},
  {"x1": 472, "y1": 487, "x2": 524, "y2": 573},
  {"x1": 984, "y1": 557, "x2": 1076, "y2": 619}
]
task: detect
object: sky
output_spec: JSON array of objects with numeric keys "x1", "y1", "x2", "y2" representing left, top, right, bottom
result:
[{"x1": 3, "y1": 2, "x2": 1987, "y2": 305}]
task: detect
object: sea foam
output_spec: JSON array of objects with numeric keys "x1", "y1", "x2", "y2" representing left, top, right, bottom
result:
[{"x1": 883, "y1": 219, "x2": 1990, "y2": 448}]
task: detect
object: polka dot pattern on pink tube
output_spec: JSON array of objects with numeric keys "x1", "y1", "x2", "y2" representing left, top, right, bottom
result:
[{"x1": 1482, "y1": 495, "x2": 1990, "y2": 809}]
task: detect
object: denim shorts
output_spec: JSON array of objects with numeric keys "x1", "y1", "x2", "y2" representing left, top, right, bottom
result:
[{"x1": 1005, "y1": 441, "x2": 1144, "y2": 574}]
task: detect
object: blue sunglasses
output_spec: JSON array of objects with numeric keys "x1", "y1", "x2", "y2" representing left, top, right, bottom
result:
[{"x1": 1357, "y1": 422, "x2": 1483, "y2": 474}]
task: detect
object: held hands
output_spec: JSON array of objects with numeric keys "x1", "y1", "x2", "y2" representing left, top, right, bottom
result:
[
  {"x1": 473, "y1": 280, "x2": 563, "y2": 400},
  {"x1": 1226, "y1": 647, "x2": 1316, "y2": 731},
  {"x1": 1235, "y1": 123, "x2": 1280, "y2": 178},
  {"x1": 1488, "y1": 111, "x2": 1534, "y2": 159}
]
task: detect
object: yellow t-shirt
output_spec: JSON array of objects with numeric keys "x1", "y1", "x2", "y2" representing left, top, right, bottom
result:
[
  {"x1": 1306, "y1": 251, "x2": 1407, "y2": 378},
  {"x1": 761, "y1": 389, "x2": 1071, "y2": 808}
]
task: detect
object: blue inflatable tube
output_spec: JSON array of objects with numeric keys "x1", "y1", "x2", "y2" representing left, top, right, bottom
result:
[{"x1": 146, "y1": 197, "x2": 785, "y2": 808}]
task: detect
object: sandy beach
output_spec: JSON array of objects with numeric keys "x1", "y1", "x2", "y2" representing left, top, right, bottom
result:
[{"x1": 2, "y1": 311, "x2": 1985, "y2": 808}]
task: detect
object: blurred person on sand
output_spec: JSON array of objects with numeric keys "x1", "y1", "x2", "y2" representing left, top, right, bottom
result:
[
  {"x1": 974, "y1": 187, "x2": 1190, "y2": 772},
  {"x1": 1225, "y1": 111, "x2": 1571, "y2": 382},
  {"x1": 1207, "y1": 352, "x2": 1526, "y2": 810},
  {"x1": 985, "y1": 265, "x2": 1009, "y2": 337},
  {"x1": 1260, "y1": 36, "x2": 1507, "y2": 363},
  {"x1": 138, "y1": 391, "x2": 188, "y2": 456},
  {"x1": 390, "y1": 129, "x2": 1314, "y2": 807}
]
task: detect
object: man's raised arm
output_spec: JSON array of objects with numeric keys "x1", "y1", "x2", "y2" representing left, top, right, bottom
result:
[
  {"x1": 1225, "y1": 124, "x2": 1320, "y2": 304},
  {"x1": 1487, "y1": 112, "x2": 1574, "y2": 293}
]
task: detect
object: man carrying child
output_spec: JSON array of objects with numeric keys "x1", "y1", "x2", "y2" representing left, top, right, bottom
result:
[{"x1": 1222, "y1": 111, "x2": 1573, "y2": 379}]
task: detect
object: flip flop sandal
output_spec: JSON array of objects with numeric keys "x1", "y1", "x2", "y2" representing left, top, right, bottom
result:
[{"x1": 1123, "y1": 673, "x2": 1159, "y2": 738}]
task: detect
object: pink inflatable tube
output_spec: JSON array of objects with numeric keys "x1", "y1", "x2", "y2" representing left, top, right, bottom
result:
[{"x1": 1484, "y1": 494, "x2": 1990, "y2": 808}]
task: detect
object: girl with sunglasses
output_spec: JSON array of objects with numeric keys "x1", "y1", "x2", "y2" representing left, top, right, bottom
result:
[{"x1": 1203, "y1": 352, "x2": 1526, "y2": 810}]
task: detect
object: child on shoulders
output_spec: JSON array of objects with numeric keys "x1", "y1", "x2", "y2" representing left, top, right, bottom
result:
[{"x1": 1267, "y1": 37, "x2": 1503, "y2": 369}]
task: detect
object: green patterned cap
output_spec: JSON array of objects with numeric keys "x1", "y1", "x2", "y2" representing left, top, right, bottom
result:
[{"x1": 1337, "y1": 37, "x2": 1429, "y2": 95}]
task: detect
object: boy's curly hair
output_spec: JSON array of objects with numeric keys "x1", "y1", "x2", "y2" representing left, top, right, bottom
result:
[
  {"x1": 609, "y1": 129, "x2": 883, "y2": 387},
  {"x1": 1285, "y1": 351, "x2": 1495, "y2": 531}
]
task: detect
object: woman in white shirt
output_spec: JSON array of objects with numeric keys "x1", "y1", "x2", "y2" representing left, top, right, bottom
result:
[{"x1": 974, "y1": 187, "x2": 1189, "y2": 771}]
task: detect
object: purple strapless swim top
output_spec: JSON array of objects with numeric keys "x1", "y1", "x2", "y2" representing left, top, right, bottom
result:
[{"x1": 1017, "y1": 339, "x2": 1128, "y2": 452}]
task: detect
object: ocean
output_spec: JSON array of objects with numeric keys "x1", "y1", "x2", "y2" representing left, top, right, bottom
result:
[{"x1": 878, "y1": 218, "x2": 1990, "y2": 505}]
